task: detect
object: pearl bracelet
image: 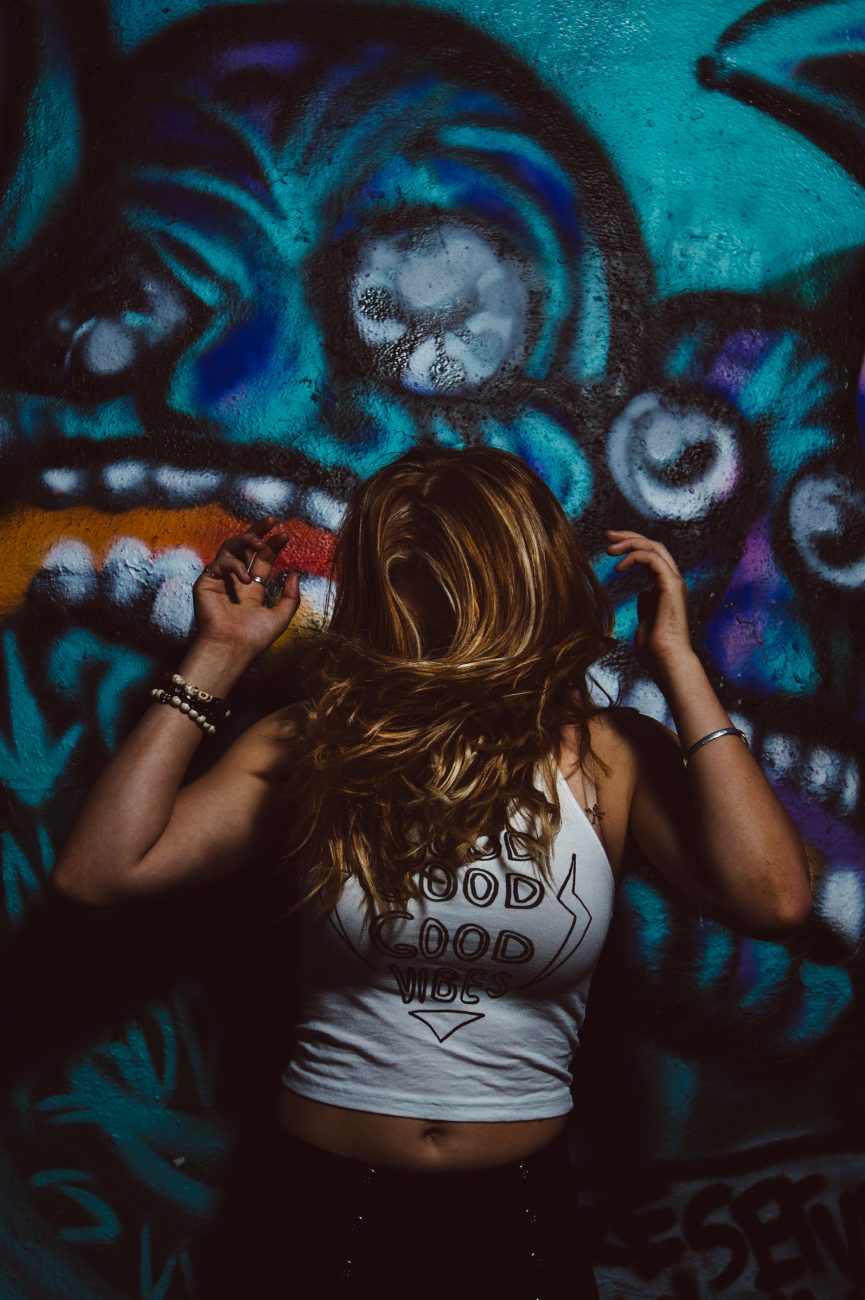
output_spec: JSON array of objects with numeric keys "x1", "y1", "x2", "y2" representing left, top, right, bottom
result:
[{"x1": 150, "y1": 672, "x2": 231, "y2": 736}]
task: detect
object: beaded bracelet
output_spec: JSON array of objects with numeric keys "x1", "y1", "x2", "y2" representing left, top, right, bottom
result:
[{"x1": 150, "y1": 672, "x2": 231, "y2": 736}]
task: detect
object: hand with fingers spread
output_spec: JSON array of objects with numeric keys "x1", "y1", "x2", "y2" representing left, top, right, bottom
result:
[
  {"x1": 193, "y1": 514, "x2": 302, "y2": 658},
  {"x1": 605, "y1": 529, "x2": 694, "y2": 683}
]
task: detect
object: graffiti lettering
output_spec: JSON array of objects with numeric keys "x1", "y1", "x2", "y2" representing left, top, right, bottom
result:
[{"x1": 590, "y1": 1153, "x2": 865, "y2": 1296}]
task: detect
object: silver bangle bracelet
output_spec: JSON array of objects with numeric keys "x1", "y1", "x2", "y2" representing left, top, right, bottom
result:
[{"x1": 682, "y1": 726, "x2": 748, "y2": 769}]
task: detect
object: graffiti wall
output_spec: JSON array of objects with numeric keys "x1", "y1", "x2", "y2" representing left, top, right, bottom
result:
[{"x1": 1, "y1": 0, "x2": 863, "y2": 1295}]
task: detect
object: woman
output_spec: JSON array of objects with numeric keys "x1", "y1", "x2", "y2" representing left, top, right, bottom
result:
[{"x1": 52, "y1": 445, "x2": 812, "y2": 1299}]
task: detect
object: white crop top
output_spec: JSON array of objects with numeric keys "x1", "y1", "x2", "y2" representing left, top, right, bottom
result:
[{"x1": 281, "y1": 762, "x2": 615, "y2": 1121}]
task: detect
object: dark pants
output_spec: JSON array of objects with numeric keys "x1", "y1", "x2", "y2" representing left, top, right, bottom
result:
[{"x1": 210, "y1": 1125, "x2": 599, "y2": 1300}]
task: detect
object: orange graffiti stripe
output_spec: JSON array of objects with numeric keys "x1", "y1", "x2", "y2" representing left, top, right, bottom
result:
[{"x1": 0, "y1": 504, "x2": 336, "y2": 616}]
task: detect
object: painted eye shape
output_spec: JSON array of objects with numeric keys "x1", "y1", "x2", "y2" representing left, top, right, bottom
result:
[
  {"x1": 46, "y1": 268, "x2": 188, "y2": 384},
  {"x1": 349, "y1": 222, "x2": 531, "y2": 397},
  {"x1": 606, "y1": 390, "x2": 742, "y2": 522},
  {"x1": 787, "y1": 470, "x2": 865, "y2": 590}
]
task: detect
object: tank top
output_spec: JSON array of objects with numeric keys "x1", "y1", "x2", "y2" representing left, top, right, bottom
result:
[{"x1": 281, "y1": 759, "x2": 615, "y2": 1121}]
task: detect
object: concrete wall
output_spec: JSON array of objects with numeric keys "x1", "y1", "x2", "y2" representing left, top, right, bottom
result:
[{"x1": 1, "y1": 1, "x2": 863, "y2": 1295}]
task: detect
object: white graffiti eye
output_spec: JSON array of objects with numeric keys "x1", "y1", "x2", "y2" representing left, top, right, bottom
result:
[
  {"x1": 606, "y1": 392, "x2": 741, "y2": 522},
  {"x1": 72, "y1": 318, "x2": 140, "y2": 375},
  {"x1": 788, "y1": 471, "x2": 865, "y2": 589},
  {"x1": 52, "y1": 273, "x2": 187, "y2": 378},
  {"x1": 350, "y1": 223, "x2": 530, "y2": 396}
]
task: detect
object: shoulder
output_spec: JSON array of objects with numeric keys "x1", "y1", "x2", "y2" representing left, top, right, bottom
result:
[
  {"x1": 557, "y1": 707, "x2": 652, "y2": 883},
  {"x1": 583, "y1": 705, "x2": 642, "y2": 768},
  {"x1": 587, "y1": 706, "x2": 691, "y2": 852},
  {"x1": 584, "y1": 705, "x2": 683, "y2": 807},
  {"x1": 218, "y1": 701, "x2": 309, "y2": 783},
  {"x1": 249, "y1": 701, "x2": 309, "y2": 741},
  {"x1": 587, "y1": 706, "x2": 678, "y2": 761},
  {"x1": 581, "y1": 708, "x2": 684, "y2": 883}
]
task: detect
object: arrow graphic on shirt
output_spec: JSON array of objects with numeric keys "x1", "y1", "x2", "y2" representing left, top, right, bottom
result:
[
  {"x1": 520, "y1": 853, "x2": 592, "y2": 989},
  {"x1": 408, "y1": 1010, "x2": 486, "y2": 1042}
]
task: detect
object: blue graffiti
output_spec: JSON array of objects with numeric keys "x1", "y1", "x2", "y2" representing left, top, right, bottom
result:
[{"x1": 0, "y1": 630, "x2": 83, "y2": 809}]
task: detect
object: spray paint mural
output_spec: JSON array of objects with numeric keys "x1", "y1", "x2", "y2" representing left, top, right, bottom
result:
[{"x1": 0, "y1": 0, "x2": 863, "y2": 1295}]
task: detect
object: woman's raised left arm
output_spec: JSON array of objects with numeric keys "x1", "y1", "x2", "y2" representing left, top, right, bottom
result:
[{"x1": 604, "y1": 529, "x2": 812, "y2": 938}]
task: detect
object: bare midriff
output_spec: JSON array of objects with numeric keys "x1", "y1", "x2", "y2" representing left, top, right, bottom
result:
[{"x1": 276, "y1": 1088, "x2": 569, "y2": 1172}]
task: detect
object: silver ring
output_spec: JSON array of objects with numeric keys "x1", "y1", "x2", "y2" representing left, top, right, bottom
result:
[{"x1": 249, "y1": 574, "x2": 267, "y2": 586}]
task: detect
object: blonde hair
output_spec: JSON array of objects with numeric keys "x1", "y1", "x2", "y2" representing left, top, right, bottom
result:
[{"x1": 280, "y1": 444, "x2": 614, "y2": 919}]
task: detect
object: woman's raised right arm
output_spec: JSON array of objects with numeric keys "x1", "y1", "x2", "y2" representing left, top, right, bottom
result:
[{"x1": 51, "y1": 516, "x2": 302, "y2": 905}]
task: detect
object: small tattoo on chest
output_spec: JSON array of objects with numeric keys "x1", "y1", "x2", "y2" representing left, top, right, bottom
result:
[{"x1": 585, "y1": 802, "x2": 605, "y2": 824}]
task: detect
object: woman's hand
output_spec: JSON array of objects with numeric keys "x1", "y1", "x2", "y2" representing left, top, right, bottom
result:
[
  {"x1": 192, "y1": 514, "x2": 301, "y2": 658},
  {"x1": 604, "y1": 528, "x2": 812, "y2": 937},
  {"x1": 605, "y1": 530, "x2": 694, "y2": 683}
]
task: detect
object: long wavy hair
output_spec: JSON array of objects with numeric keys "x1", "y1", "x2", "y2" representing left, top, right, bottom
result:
[{"x1": 280, "y1": 444, "x2": 615, "y2": 920}]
